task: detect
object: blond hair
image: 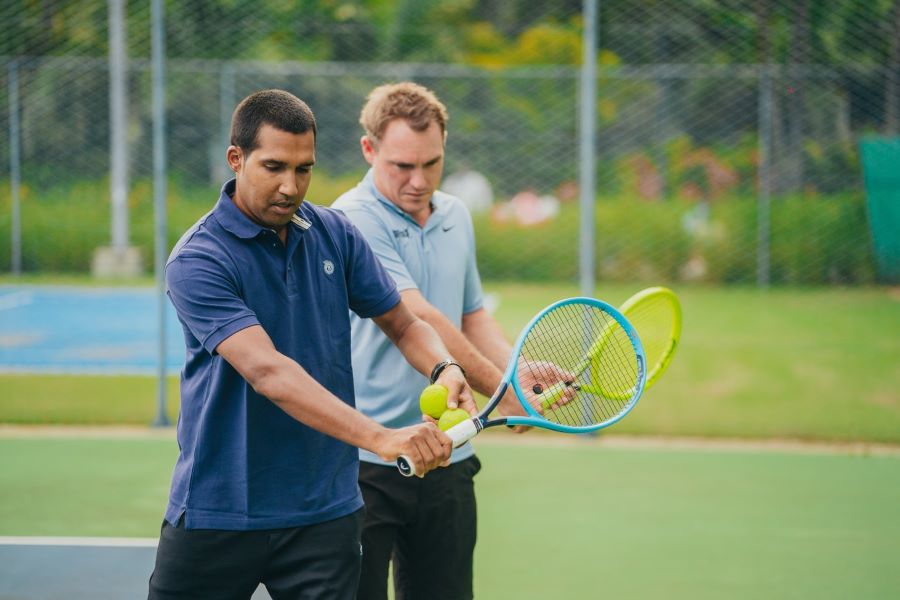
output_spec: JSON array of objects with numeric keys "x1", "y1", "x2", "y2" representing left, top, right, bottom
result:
[{"x1": 359, "y1": 82, "x2": 448, "y2": 143}]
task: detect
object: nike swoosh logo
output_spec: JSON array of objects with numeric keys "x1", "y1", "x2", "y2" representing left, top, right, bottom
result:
[{"x1": 442, "y1": 225, "x2": 455, "y2": 232}]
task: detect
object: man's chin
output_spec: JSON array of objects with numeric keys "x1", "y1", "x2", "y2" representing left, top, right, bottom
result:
[
  {"x1": 270, "y1": 204, "x2": 299, "y2": 216},
  {"x1": 260, "y1": 214, "x2": 294, "y2": 231},
  {"x1": 400, "y1": 197, "x2": 432, "y2": 212}
]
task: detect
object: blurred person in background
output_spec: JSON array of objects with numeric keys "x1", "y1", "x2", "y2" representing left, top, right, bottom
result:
[
  {"x1": 148, "y1": 88, "x2": 476, "y2": 600},
  {"x1": 333, "y1": 82, "x2": 570, "y2": 600}
]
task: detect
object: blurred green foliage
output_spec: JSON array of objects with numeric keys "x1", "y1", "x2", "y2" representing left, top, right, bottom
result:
[
  {"x1": 0, "y1": 0, "x2": 888, "y2": 284},
  {"x1": 0, "y1": 173, "x2": 875, "y2": 284},
  {"x1": 473, "y1": 193, "x2": 874, "y2": 285}
]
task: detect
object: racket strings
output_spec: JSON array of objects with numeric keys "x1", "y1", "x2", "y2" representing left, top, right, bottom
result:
[
  {"x1": 518, "y1": 303, "x2": 642, "y2": 428},
  {"x1": 631, "y1": 298, "x2": 669, "y2": 353}
]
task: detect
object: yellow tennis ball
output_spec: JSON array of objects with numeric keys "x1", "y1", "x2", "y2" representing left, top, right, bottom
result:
[
  {"x1": 438, "y1": 408, "x2": 470, "y2": 432},
  {"x1": 419, "y1": 384, "x2": 449, "y2": 419}
]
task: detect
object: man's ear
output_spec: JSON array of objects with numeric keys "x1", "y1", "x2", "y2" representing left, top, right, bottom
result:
[
  {"x1": 360, "y1": 136, "x2": 376, "y2": 165},
  {"x1": 226, "y1": 145, "x2": 243, "y2": 173}
]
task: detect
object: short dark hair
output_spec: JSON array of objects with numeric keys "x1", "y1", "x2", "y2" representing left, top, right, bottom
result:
[{"x1": 230, "y1": 89, "x2": 317, "y2": 153}]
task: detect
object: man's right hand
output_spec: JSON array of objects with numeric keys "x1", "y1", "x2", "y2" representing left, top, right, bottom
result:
[{"x1": 375, "y1": 422, "x2": 453, "y2": 477}]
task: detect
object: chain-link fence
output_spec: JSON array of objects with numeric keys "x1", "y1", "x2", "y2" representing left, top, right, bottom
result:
[{"x1": 2, "y1": 0, "x2": 898, "y2": 285}]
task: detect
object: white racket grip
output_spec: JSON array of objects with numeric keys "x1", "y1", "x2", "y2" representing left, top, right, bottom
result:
[
  {"x1": 396, "y1": 418, "x2": 480, "y2": 478},
  {"x1": 446, "y1": 418, "x2": 479, "y2": 447}
]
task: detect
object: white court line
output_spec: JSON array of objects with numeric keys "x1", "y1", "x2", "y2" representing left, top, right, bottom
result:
[
  {"x1": 0, "y1": 536, "x2": 158, "y2": 547},
  {"x1": 0, "y1": 291, "x2": 33, "y2": 311}
]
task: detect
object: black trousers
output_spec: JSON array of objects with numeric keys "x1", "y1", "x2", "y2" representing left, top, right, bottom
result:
[
  {"x1": 356, "y1": 456, "x2": 481, "y2": 600},
  {"x1": 148, "y1": 508, "x2": 364, "y2": 600}
]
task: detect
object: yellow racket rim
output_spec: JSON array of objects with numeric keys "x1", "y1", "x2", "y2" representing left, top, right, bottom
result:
[
  {"x1": 620, "y1": 286, "x2": 681, "y2": 389},
  {"x1": 575, "y1": 287, "x2": 681, "y2": 402}
]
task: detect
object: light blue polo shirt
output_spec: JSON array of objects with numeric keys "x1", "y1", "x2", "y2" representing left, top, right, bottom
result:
[
  {"x1": 333, "y1": 169, "x2": 484, "y2": 466},
  {"x1": 164, "y1": 179, "x2": 400, "y2": 530}
]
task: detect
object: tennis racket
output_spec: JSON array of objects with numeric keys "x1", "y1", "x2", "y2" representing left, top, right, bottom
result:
[
  {"x1": 619, "y1": 286, "x2": 681, "y2": 390},
  {"x1": 539, "y1": 286, "x2": 682, "y2": 404},
  {"x1": 397, "y1": 297, "x2": 647, "y2": 477},
  {"x1": 542, "y1": 286, "x2": 682, "y2": 404}
]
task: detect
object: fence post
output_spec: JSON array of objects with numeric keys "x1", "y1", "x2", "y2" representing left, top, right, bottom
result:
[
  {"x1": 216, "y1": 62, "x2": 235, "y2": 185},
  {"x1": 757, "y1": 64, "x2": 773, "y2": 287},
  {"x1": 8, "y1": 59, "x2": 21, "y2": 276},
  {"x1": 108, "y1": 0, "x2": 129, "y2": 251},
  {"x1": 579, "y1": 0, "x2": 598, "y2": 297},
  {"x1": 151, "y1": 0, "x2": 170, "y2": 427}
]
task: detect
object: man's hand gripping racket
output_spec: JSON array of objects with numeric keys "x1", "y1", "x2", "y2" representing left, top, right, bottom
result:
[{"x1": 397, "y1": 297, "x2": 647, "y2": 477}]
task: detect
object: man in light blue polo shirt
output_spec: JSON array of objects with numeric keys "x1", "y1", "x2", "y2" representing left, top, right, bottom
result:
[
  {"x1": 333, "y1": 82, "x2": 556, "y2": 600},
  {"x1": 148, "y1": 89, "x2": 475, "y2": 600}
]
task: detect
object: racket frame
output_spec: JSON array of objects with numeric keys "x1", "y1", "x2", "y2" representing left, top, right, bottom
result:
[
  {"x1": 619, "y1": 286, "x2": 681, "y2": 389},
  {"x1": 398, "y1": 297, "x2": 646, "y2": 476},
  {"x1": 494, "y1": 296, "x2": 646, "y2": 433}
]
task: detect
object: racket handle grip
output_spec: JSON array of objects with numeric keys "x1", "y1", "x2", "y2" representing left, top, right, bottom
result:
[
  {"x1": 397, "y1": 455, "x2": 417, "y2": 477},
  {"x1": 538, "y1": 381, "x2": 578, "y2": 410},
  {"x1": 396, "y1": 418, "x2": 480, "y2": 478}
]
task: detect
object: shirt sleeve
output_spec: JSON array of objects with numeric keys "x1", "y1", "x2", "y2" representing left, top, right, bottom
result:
[
  {"x1": 340, "y1": 205, "x2": 417, "y2": 293},
  {"x1": 166, "y1": 251, "x2": 260, "y2": 354},
  {"x1": 338, "y1": 213, "x2": 402, "y2": 319}
]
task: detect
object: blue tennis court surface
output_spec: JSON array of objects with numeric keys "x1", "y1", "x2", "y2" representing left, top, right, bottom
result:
[
  {"x1": 0, "y1": 538, "x2": 273, "y2": 599},
  {"x1": 0, "y1": 286, "x2": 184, "y2": 375}
]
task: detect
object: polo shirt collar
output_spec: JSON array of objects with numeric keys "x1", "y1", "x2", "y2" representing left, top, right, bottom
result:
[
  {"x1": 362, "y1": 169, "x2": 448, "y2": 229},
  {"x1": 214, "y1": 179, "x2": 312, "y2": 239}
]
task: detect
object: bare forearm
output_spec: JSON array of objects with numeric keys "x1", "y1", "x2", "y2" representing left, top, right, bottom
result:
[
  {"x1": 374, "y1": 299, "x2": 477, "y2": 414},
  {"x1": 387, "y1": 317, "x2": 456, "y2": 379},
  {"x1": 251, "y1": 355, "x2": 387, "y2": 452},
  {"x1": 216, "y1": 323, "x2": 453, "y2": 474},
  {"x1": 417, "y1": 310, "x2": 505, "y2": 398},
  {"x1": 461, "y1": 309, "x2": 512, "y2": 371}
]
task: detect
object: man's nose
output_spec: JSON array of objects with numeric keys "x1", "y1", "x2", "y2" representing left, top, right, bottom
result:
[
  {"x1": 409, "y1": 168, "x2": 427, "y2": 190},
  {"x1": 279, "y1": 172, "x2": 299, "y2": 196}
]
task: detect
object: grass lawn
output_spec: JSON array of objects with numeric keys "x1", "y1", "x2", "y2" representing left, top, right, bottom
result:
[
  {"x1": 2, "y1": 280, "x2": 898, "y2": 443},
  {"x1": 1, "y1": 434, "x2": 898, "y2": 599}
]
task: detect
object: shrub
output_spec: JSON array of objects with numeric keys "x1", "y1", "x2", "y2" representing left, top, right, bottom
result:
[{"x1": 0, "y1": 178, "x2": 876, "y2": 285}]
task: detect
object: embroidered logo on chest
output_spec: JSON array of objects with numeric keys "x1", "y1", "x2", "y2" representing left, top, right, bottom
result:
[{"x1": 323, "y1": 260, "x2": 335, "y2": 275}]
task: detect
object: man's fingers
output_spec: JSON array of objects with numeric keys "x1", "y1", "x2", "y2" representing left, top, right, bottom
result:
[
  {"x1": 411, "y1": 423, "x2": 453, "y2": 476},
  {"x1": 458, "y1": 387, "x2": 478, "y2": 416}
]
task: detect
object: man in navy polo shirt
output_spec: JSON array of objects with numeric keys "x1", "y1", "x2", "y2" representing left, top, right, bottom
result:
[
  {"x1": 333, "y1": 83, "x2": 571, "y2": 600},
  {"x1": 148, "y1": 89, "x2": 475, "y2": 600}
]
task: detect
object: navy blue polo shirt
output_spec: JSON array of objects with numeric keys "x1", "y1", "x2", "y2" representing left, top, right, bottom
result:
[{"x1": 164, "y1": 179, "x2": 400, "y2": 531}]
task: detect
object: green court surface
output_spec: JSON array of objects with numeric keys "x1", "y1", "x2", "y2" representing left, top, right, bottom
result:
[
  {"x1": 1, "y1": 280, "x2": 898, "y2": 598},
  {"x1": 2, "y1": 283, "x2": 899, "y2": 444},
  {"x1": 1, "y1": 434, "x2": 898, "y2": 599}
]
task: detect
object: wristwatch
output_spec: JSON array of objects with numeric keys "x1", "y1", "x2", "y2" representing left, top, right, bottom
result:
[{"x1": 430, "y1": 358, "x2": 466, "y2": 384}]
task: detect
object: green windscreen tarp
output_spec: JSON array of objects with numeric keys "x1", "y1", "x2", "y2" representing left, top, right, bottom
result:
[{"x1": 860, "y1": 137, "x2": 900, "y2": 283}]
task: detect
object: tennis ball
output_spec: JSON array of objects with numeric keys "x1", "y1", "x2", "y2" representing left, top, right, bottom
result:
[
  {"x1": 419, "y1": 384, "x2": 449, "y2": 419},
  {"x1": 438, "y1": 408, "x2": 470, "y2": 432}
]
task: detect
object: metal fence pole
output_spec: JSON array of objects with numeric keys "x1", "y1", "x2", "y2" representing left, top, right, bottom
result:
[
  {"x1": 757, "y1": 64, "x2": 773, "y2": 287},
  {"x1": 579, "y1": 0, "x2": 598, "y2": 297},
  {"x1": 151, "y1": 0, "x2": 170, "y2": 427},
  {"x1": 108, "y1": 0, "x2": 129, "y2": 250},
  {"x1": 217, "y1": 62, "x2": 235, "y2": 185},
  {"x1": 8, "y1": 59, "x2": 22, "y2": 276}
]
